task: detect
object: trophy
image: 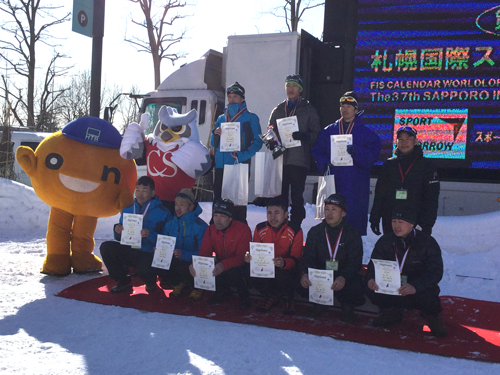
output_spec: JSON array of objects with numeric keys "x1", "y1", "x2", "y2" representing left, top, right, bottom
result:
[{"x1": 260, "y1": 126, "x2": 285, "y2": 159}]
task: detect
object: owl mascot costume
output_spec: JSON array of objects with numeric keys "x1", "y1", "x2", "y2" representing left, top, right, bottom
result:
[{"x1": 120, "y1": 106, "x2": 211, "y2": 210}]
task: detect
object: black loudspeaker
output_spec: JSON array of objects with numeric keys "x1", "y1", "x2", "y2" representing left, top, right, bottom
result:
[{"x1": 316, "y1": 44, "x2": 344, "y2": 83}]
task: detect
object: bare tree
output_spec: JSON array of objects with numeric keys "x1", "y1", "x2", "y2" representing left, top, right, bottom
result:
[
  {"x1": 126, "y1": 0, "x2": 189, "y2": 89},
  {"x1": 0, "y1": 0, "x2": 71, "y2": 129},
  {"x1": 266, "y1": 0, "x2": 324, "y2": 32},
  {"x1": 55, "y1": 71, "x2": 123, "y2": 127}
]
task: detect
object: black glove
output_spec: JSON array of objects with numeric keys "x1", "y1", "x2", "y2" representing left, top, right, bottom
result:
[
  {"x1": 269, "y1": 140, "x2": 278, "y2": 151},
  {"x1": 347, "y1": 145, "x2": 356, "y2": 156},
  {"x1": 292, "y1": 131, "x2": 310, "y2": 142},
  {"x1": 370, "y1": 221, "x2": 381, "y2": 236}
]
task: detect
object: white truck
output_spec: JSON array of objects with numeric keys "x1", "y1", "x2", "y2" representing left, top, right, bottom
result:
[{"x1": 137, "y1": 32, "x2": 311, "y2": 201}]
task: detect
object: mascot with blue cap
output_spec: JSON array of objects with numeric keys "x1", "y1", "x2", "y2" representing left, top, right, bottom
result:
[{"x1": 16, "y1": 117, "x2": 137, "y2": 276}]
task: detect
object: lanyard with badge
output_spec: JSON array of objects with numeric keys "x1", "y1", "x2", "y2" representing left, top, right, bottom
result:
[
  {"x1": 394, "y1": 229, "x2": 415, "y2": 285},
  {"x1": 325, "y1": 227, "x2": 343, "y2": 271},
  {"x1": 396, "y1": 157, "x2": 418, "y2": 200}
]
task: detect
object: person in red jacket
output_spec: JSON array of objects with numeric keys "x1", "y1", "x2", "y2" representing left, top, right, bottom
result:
[
  {"x1": 245, "y1": 197, "x2": 303, "y2": 315},
  {"x1": 189, "y1": 198, "x2": 251, "y2": 309}
]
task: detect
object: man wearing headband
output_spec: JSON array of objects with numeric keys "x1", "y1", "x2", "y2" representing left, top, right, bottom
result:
[
  {"x1": 100, "y1": 176, "x2": 172, "y2": 294},
  {"x1": 312, "y1": 91, "x2": 381, "y2": 236},
  {"x1": 211, "y1": 82, "x2": 263, "y2": 224},
  {"x1": 366, "y1": 204, "x2": 447, "y2": 337},
  {"x1": 369, "y1": 125, "x2": 439, "y2": 236},
  {"x1": 189, "y1": 198, "x2": 252, "y2": 309},
  {"x1": 157, "y1": 188, "x2": 208, "y2": 301},
  {"x1": 299, "y1": 193, "x2": 365, "y2": 322},
  {"x1": 269, "y1": 74, "x2": 321, "y2": 226}
]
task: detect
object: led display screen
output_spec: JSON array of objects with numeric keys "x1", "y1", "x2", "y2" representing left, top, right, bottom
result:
[{"x1": 354, "y1": 0, "x2": 500, "y2": 179}]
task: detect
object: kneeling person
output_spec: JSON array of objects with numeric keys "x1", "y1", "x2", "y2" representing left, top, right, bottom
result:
[
  {"x1": 300, "y1": 194, "x2": 365, "y2": 322},
  {"x1": 189, "y1": 198, "x2": 252, "y2": 309},
  {"x1": 366, "y1": 205, "x2": 447, "y2": 337},
  {"x1": 158, "y1": 188, "x2": 208, "y2": 301},
  {"x1": 100, "y1": 176, "x2": 172, "y2": 293},
  {"x1": 246, "y1": 197, "x2": 303, "y2": 315}
]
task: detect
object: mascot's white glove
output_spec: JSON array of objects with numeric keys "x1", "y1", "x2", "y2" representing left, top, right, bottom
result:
[{"x1": 120, "y1": 113, "x2": 149, "y2": 159}]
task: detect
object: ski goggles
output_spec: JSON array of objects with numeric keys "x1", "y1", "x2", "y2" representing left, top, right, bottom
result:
[
  {"x1": 339, "y1": 96, "x2": 359, "y2": 107},
  {"x1": 396, "y1": 126, "x2": 417, "y2": 137}
]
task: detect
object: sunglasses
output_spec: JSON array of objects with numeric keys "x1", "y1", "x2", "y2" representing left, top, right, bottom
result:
[
  {"x1": 340, "y1": 96, "x2": 359, "y2": 106},
  {"x1": 397, "y1": 126, "x2": 417, "y2": 136},
  {"x1": 214, "y1": 202, "x2": 228, "y2": 209}
]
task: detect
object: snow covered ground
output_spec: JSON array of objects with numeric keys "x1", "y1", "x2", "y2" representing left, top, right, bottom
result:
[{"x1": 1, "y1": 178, "x2": 499, "y2": 374}]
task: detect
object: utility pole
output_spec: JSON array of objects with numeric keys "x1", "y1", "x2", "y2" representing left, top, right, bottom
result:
[{"x1": 90, "y1": 0, "x2": 105, "y2": 118}]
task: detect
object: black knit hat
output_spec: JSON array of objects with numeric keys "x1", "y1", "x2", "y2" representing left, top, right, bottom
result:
[
  {"x1": 137, "y1": 176, "x2": 155, "y2": 190},
  {"x1": 213, "y1": 198, "x2": 234, "y2": 218},
  {"x1": 340, "y1": 91, "x2": 359, "y2": 109},
  {"x1": 226, "y1": 82, "x2": 245, "y2": 99},
  {"x1": 325, "y1": 193, "x2": 347, "y2": 213},
  {"x1": 285, "y1": 74, "x2": 303, "y2": 90},
  {"x1": 392, "y1": 204, "x2": 417, "y2": 225}
]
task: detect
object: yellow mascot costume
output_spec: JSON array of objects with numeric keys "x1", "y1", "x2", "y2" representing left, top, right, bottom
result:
[{"x1": 16, "y1": 117, "x2": 137, "y2": 275}]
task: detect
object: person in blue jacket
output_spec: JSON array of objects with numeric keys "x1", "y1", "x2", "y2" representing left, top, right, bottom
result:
[
  {"x1": 211, "y1": 82, "x2": 263, "y2": 224},
  {"x1": 100, "y1": 176, "x2": 172, "y2": 294},
  {"x1": 311, "y1": 92, "x2": 381, "y2": 236},
  {"x1": 157, "y1": 188, "x2": 208, "y2": 301}
]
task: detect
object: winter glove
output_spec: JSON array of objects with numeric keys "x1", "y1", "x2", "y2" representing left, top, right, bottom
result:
[
  {"x1": 269, "y1": 140, "x2": 278, "y2": 151},
  {"x1": 347, "y1": 144, "x2": 356, "y2": 156},
  {"x1": 292, "y1": 131, "x2": 310, "y2": 142},
  {"x1": 369, "y1": 216, "x2": 381, "y2": 236}
]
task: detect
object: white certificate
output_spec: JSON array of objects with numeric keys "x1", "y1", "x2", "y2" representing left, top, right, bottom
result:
[
  {"x1": 373, "y1": 259, "x2": 401, "y2": 296},
  {"x1": 308, "y1": 268, "x2": 334, "y2": 306},
  {"x1": 192, "y1": 255, "x2": 216, "y2": 291},
  {"x1": 220, "y1": 122, "x2": 241, "y2": 152},
  {"x1": 250, "y1": 242, "x2": 275, "y2": 278},
  {"x1": 277, "y1": 116, "x2": 301, "y2": 148},
  {"x1": 151, "y1": 235, "x2": 176, "y2": 270},
  {"x1": 330, "y1": 134, "x2": 353, "y2": 166},
  {"x1": 121, "y1": 213, "x2": 143, "y2": 248}
]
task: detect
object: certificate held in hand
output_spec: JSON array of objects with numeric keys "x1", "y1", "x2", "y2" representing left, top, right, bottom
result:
[
  {"x1": 372, "y1": 259, "x2": 401, "y2": 296},
  {"x1": 152, "y1": 235, "x2": 176, "y2": 270},
  {"x1": 192, "y1": 255, "x2": 216, "y2": 291},
  {"x1": 308, "y1": 268, "x2": 334, "y2": 306},
  {"x1": 121, "y1": 213, "x2": 143, "y2": 248},
  {"x1": 330, "y1": 134, "x2": 353, "y2": 166},
  {"x1": 220, "y1": 122, "x2": 241, "y2": 152},
  {"x1": 277, "y1": 116, "x2": 301, "y2": 149},
  {"x1": 249, "y1": 242, "x2": 275, "y2": 278}
]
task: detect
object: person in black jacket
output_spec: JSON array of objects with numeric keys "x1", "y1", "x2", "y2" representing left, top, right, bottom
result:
[
  {"x1": 370, "y1": 126, "x2": 440, "y2": 235},
  {"x1": 366, "y1": 204, "x2": 447, "y2": 337},
  {"x1": 299, "y1": 193, "x2": 365, "y2": 322}
]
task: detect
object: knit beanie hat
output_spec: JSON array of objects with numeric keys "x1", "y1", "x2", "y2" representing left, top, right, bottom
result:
[
  {"x1": 324, "y1": 193, "x2": 347, "y2": 213},
  {"x1": 213, "y1": 198, "x2": 234, "y2": 218},
  {"x1": 285, "y1": 74, "x2": 303, "y2": 90},
  {"x1": 226, "y1": 82, "x2": 245, "y2": 99}
]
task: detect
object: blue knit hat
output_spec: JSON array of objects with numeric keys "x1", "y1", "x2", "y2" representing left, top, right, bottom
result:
[{"x1": 62, "y1": 117, "x2": 122, "y2": 149}]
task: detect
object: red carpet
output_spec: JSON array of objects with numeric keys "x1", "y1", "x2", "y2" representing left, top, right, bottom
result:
[{"x1": 56, "y1": 275, "x2": 500, "y2": 363}]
